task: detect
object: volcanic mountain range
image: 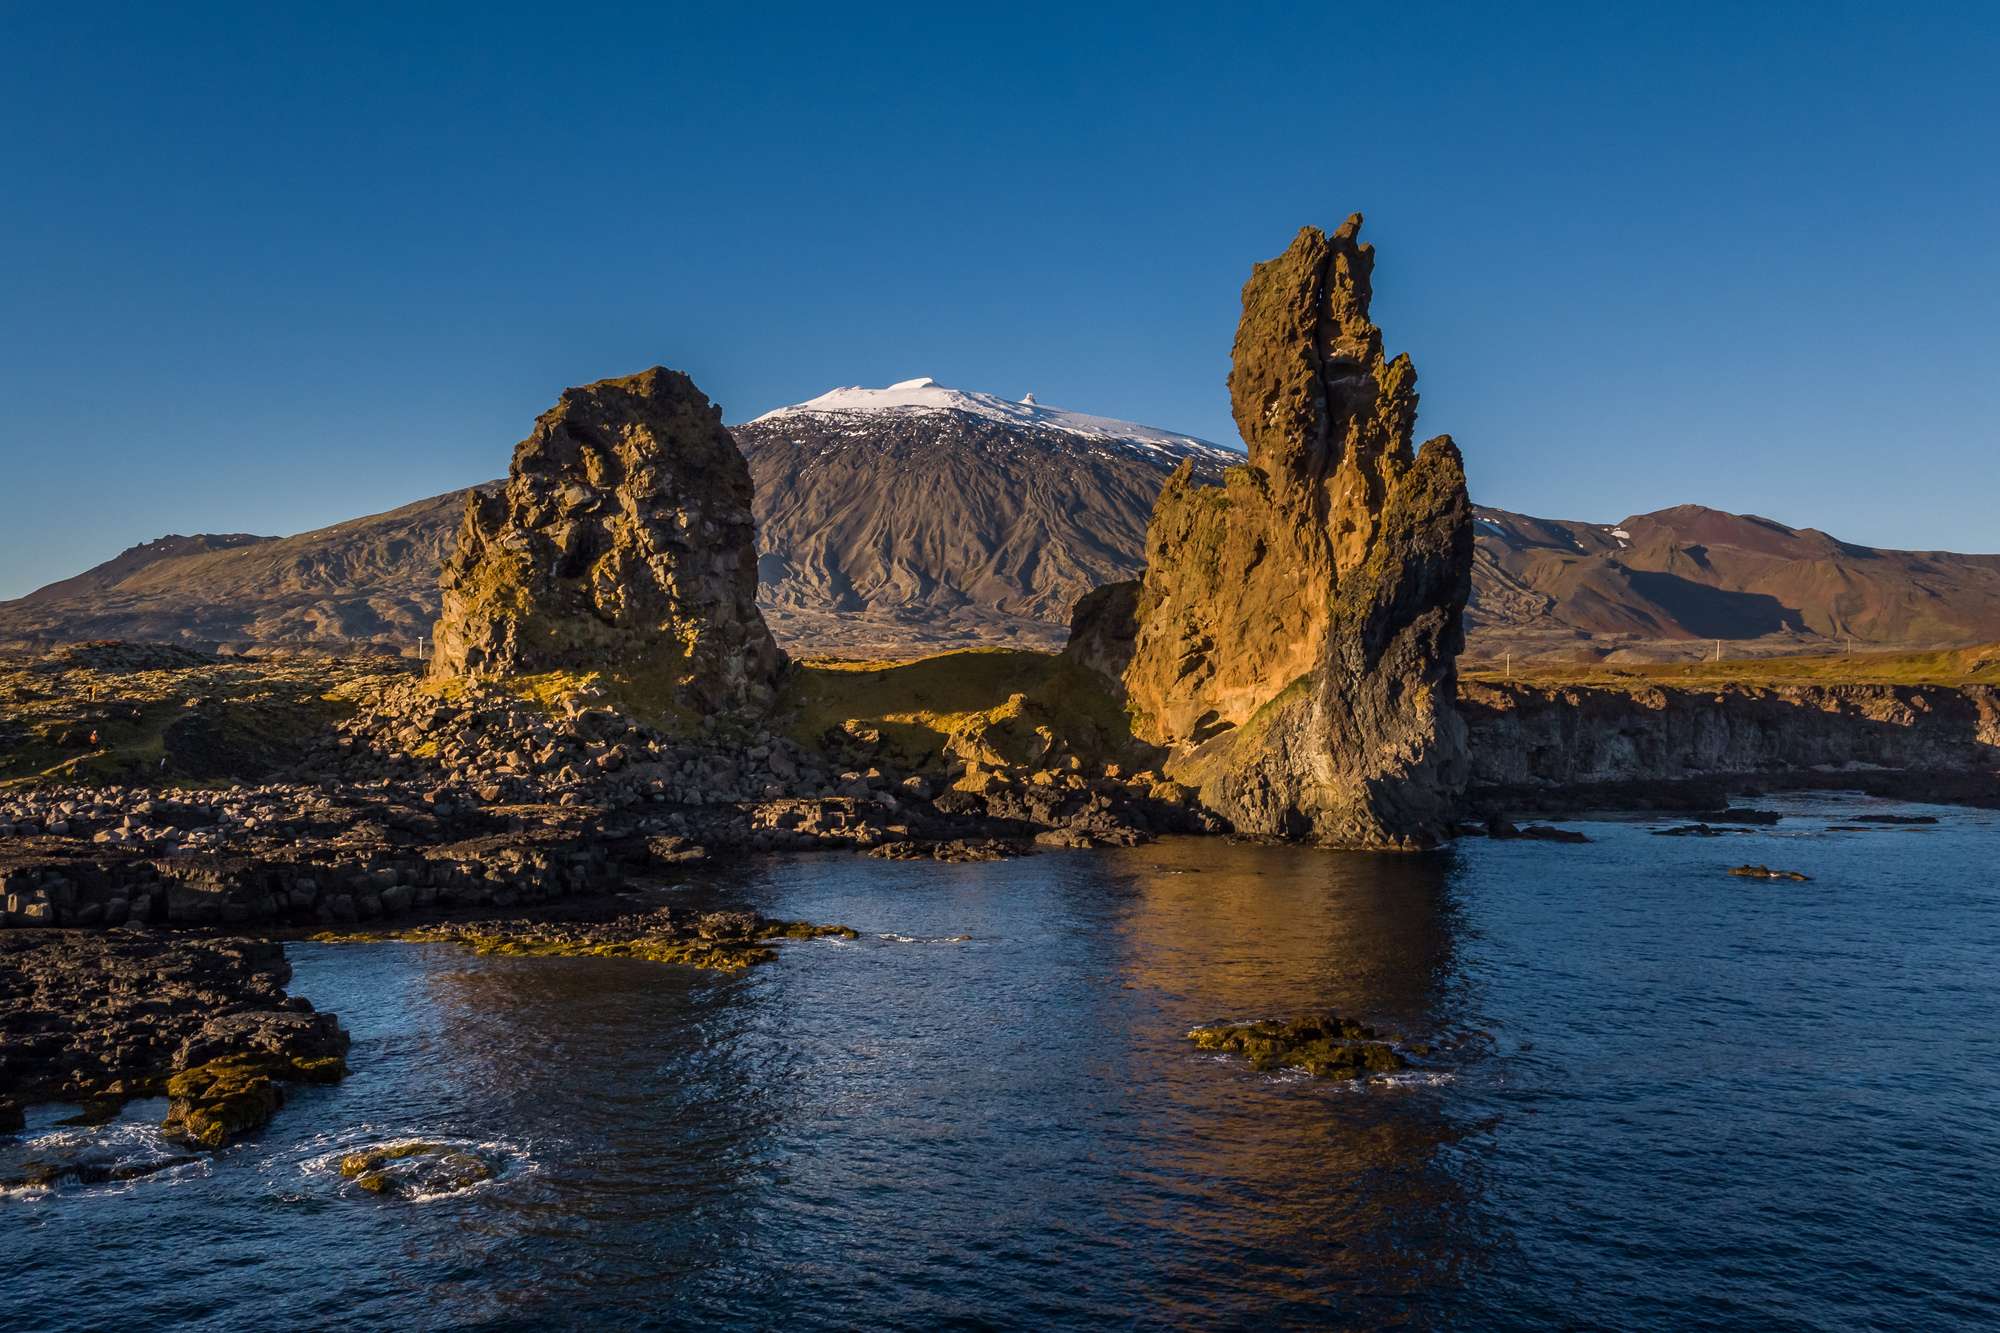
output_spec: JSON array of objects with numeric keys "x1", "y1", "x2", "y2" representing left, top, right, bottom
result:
[{"x1": 4, "y1": 380, "x2": 1997, "y2": 662}]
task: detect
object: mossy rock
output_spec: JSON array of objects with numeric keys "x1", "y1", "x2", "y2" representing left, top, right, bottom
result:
[
  {"x1": 1729, "y1": 864, "x2": 1811, "y2": 881},
  {"x1": 339, "y1": 1141, "x2": 498, "y2": 1199},
  {"x1": 161, "y1": 1051, "x2": 350, "y2": 1149},
  {"x1": 324, "y1": 915, "x2": 857, "y2": 972},
  {"x1": 1187, "y1": 1014, "x2": 1408, "y2": 1079}
]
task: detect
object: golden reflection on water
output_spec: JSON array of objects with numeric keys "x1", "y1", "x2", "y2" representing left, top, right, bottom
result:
[
  {"x1": 1088, "y1": 839, "x2": 1487, "y2": 1319},
  {"x1": 1096, "y1": 837, "x2": 1463, "y2": 1024},
  {"x1": 329, "y1": 845, "x2": 1490, "y2": 1324}
]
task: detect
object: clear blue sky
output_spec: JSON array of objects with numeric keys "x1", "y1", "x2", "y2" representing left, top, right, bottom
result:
[{"x1": 2, "y1": 2, "x2": 1996, "y2": 598}]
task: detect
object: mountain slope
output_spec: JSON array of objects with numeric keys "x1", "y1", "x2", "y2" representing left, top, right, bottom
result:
[
  {"x1": 1470, "y1": 504, "x2": 2000, "y2": 660},
  {"x1": 0, "y1": 490, "x2": 472, "y2": 652},
  {"x1": 735, "y1": 378, "x2": 1238, "y2": 652},
  {"x1": 5, "y1": 385, "x2": 1999, "y2": 663}
]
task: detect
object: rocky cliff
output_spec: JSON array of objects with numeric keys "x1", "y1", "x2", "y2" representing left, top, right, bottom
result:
[
  {"x1": 1462, "y1": 680, "x2": 2000, "y2": 803},
  {"x1": 431, "y1": 368, "x2": 783, "y2": 716},
  {"x1": 1069, "y1": 216, "x2": 1474, "y2": 847}
]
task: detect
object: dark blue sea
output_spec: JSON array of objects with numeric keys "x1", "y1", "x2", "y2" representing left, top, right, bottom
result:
[{"x1": 5, "y1": 793, "x2": 1997, "y2": 1330}]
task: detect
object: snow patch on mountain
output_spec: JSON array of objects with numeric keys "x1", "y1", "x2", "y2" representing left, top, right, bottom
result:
[{"x1": 748, "y1": 377, "x2": 1241, "y2": 461}]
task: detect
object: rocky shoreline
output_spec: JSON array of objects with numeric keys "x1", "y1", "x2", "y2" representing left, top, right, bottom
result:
[
  {"x1": 6, "y1": 656, "x2": 1998, "y2": 932},
  {"x1": 0, "y1": 928, "x2": 349, "y2": 1180},
  {"x1": 6, "y1": 650, "x2": 1994, "y2": 1159}
]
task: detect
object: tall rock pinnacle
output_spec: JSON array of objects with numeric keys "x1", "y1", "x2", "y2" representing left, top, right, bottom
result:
[
  {"x1": 430, "y1": 367, "x2": 784, "y2": 716},
  {"x1": 1068, "y1": 215, "x2": 1473, "y2": 846}
]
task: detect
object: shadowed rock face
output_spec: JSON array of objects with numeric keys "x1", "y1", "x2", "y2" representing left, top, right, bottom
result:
[
  {"x1": 431, "y1": 367, "x2": 783, "y2": 715},
  {"x1": 1069, "y1": 215, "x2": 1474, "y2": 847}
]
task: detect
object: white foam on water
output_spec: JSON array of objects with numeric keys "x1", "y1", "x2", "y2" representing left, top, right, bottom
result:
[
  {"x1": 1377, "y1": 1070, "x2": 1457, "y2": 1089},
  {"x1": 1, "y1": 1114, "x2": 211, "y2": 1200}
]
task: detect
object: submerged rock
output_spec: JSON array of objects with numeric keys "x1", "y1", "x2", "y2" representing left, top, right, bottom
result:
[
  {"x1": 1729, "y1": 865, "x2": 1811, "y2": 881},
  {"x1": 1, "y1": 1146, "x2": 203, "y2": 1194},
  {"x1": 1486, "y1": 818, "x2": 1590, "y2": 843},
  {"x1": 1067, "y1": 215, "x2": 1473, "y2": 847},
  {"x1": 339, "y1": 1140, "x2": 499, "y2": 1199},
  {"x1": 1187, "y1": 1014, "x2": 1408, "y2": 1079},
  {"x1": 316, "y1": 905, "x2": 857, "y2": 972},
  {"x1": 431, "y1": 367, "x2": 784, "y2": 717}
]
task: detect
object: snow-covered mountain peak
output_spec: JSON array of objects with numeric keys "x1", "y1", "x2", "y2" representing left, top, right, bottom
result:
[{"x1": 747, "y1": 378, "x2": 1240, "y2": 460}]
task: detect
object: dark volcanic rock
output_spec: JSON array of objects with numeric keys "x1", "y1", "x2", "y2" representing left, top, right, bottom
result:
[
  {"x1": 319, "y1": 904, "x2": 857, "y2": 972},
  {"x1": 1068, "y1": 214, "x2": 1474, "y2": 847},
  {"x1": 431, "y1": 367, "x2": 783, "y2": 715},
  {"x1": 0, "y1": 930, "x2": 348, "y2": 1146}
]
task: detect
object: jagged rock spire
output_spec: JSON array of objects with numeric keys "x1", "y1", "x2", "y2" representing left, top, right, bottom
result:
[{"x1": 1066, "y1": 216, "x2": 1474, "y2": 847}]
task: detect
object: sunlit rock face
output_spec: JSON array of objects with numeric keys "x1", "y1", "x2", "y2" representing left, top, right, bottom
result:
[
  {"x1": 431, "y1": 367, "x2": 783, "y2": 716},
  {"x1": 1068, "y1": 215, "x2": 1474, "y2": 847}
]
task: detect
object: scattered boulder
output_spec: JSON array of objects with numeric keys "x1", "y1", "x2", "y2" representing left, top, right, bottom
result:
[
  {"x1": 1729, "y1": 865, "x2": 1811, "y2": 881},
  {"x1": 1187, "y1": 1013, "x2": 1410, "y2": 1079},
  {"x1": 339, "y1": 1140, "x2": 498, "y2": 1199},
  {"x1": 1486, "y1": 818, "x2": 1590, "y2": 843}
]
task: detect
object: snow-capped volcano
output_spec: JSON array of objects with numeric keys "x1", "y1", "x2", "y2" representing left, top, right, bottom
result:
[
  {"x1": 749, "y1": 377, "x2": 1240, "y2": 462},
  {"x1": 732, "y1": 377, "x2": 1240, "y2": 655}
]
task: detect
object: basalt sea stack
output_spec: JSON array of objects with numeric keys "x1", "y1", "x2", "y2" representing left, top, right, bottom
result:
[
  {"x1": 431, "y1": 367, "x2": 783, "y2": 715},
  {"x1": 1068, "y1": 215, "x2": 1473, "y2": 846}
]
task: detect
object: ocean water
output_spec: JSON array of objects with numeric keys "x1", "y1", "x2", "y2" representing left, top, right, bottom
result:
[{"x1": 4, "y1": 794, "x2": 1997, "y2": 1330}]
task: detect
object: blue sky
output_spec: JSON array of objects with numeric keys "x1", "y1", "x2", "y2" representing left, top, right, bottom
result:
[{"x1": 2, "y1": 2, "x2": 1995, "y2": 598}]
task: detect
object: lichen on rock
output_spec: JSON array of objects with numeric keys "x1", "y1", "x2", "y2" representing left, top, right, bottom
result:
[
  {"x1": 1067, "y1": 215, "x2": 1474, "y2": 847},
  {"x1": 431, "y1": 367, "x2": 784, "y2": 720}
]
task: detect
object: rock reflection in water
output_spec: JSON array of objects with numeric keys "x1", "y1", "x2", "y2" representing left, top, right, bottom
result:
[{"x1": 1083, "y1": 841, "x2": 1488, "y2": 1324}]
